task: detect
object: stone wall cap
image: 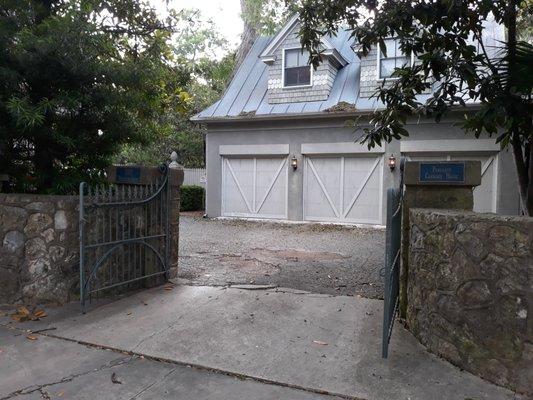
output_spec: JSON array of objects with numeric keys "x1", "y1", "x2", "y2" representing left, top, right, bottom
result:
[
  {"x1": 410, "y1": 208, "x2": 533, "y2": 223},
  {"x1": 0, "y1": 193, "x2": 79, "y2": 203},
  {"x1": 404, "y1": 160, "x2": 481, "y2": 187},
  {"x1": 107, "y1": 165, "x2": 183, "y2": 187}
]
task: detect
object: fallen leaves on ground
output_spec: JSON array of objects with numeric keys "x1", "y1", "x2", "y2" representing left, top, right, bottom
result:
[
  {"x1": 26, "y1": 335, "x2": 38, "y2": 341},
  {"x1": 10, "y1": 306, "x2": 47, "y2": 322},
  {"x1": 312, "y1": 340, "x2": 328, "y2": 345},
  {"x1": 111, "y1": 372, "x2": 122, "y2": 384}
]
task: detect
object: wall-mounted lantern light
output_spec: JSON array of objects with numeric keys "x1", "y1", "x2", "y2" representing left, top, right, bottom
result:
[
  {"x1": 291, "y1": 155, "x2": 298, "y2": 170},
  {"x1": 388, "y1": 154, "x2": 396, "y2": 171}
]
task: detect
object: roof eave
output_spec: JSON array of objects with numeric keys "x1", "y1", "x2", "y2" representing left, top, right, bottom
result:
[
  {"x1": 192, "y1": 110, "x2": 370, "y2": 124},
  {"x1": 191, "y1": 104, "x2": 482, "y2": 124}
]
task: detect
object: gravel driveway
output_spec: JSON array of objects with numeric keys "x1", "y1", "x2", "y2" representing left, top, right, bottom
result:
[{"x1": 178, "y1": 215, "x2": 385, "y2": 298}]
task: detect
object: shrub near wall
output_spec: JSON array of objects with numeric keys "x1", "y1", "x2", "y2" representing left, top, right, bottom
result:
[
  {"x1": 408, "y1": 209, "x2": 533, "y2": 395},
  {"x1": 180, "y1": 185, "x2": 204, "y2": 211}
]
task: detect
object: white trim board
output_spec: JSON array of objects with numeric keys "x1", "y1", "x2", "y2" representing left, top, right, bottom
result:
[
  {"x1": 259, "y1": 15, "x2": 347, "y2": 67},
  {"x1": 301, "y1": 142, "x2": 384, "y2": 155},
  {"x1": 260, "y1": 15, "x2": 299, "y2": 60},
  {"x1": 376, "y1": 38, "x2": 415, "y2": 80},
  {"x1": 219, "y1": 144, "x2": 289, "y2": 156},
  {"x1": 400, "y1": 139, "x2": 500, "y2": 153},
  {"x1": 281, "y1": 47, "x2": 314, "y2": 89}
]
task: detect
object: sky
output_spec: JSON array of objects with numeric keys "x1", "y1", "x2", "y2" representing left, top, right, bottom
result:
[{"x1": 149, "y1": 0, "x2": 243, "y2": 49}]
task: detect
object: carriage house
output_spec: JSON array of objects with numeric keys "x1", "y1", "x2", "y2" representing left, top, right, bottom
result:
[{"x1": 192, "y1": 16, "x2": 520, "y2": 225}]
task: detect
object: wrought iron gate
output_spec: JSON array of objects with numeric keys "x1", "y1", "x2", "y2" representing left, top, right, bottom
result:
[
  {"x1": 382, "y1": 159, "x2": 405, "y2": 358},
  {"x1": 79, "y1": 165, "x2": 170, "y2": 313}
]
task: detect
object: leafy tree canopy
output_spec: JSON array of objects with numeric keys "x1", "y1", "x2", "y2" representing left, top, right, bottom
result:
[
  {"x1": 242, "y1": 0, "x2": 289, "y2": 36},
  {"x1": 116, "y1": 8, "x2": 236, "y2": 169},
  {"x1": 0, "y1": 0, "x2": 190, "y2": 193},
  {"x1": 297, "y1": 0, "x2": 533, "y2": 215}
]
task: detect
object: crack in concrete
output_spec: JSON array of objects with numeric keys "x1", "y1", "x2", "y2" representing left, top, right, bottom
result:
[
  {"x1": 127, "y1": 366, "x2": 178, "y2": 399},
  {"x1": 3, "y1": 325, "x2": 361, "y2": 400},
  {"x1": 1, "y1": 354, "x2": 134, "y2": 400},
  {"x1": 37, "y1": 388, "x2": 51, "y2": 400}
]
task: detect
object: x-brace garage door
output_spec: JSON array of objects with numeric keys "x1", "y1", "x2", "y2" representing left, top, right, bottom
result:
[
  {"x1": 303, "y1": 156, "x2": 383, "y2": 224},
  {"x1": 222, "y1": 156, "x2": 288, "y2": 219}
]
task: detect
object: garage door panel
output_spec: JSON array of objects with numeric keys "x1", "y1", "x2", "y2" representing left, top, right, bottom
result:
[
  {"x1": 346, "y1": 184, "x2": 381, "y2": 221},
  {"x1": 308, "y1": 157, "x2": 342, "y2": 211},
  {"x1": 304, "y1": 156, "x2": 383, "y2": 224},
  {"x1": 224, "y1": 173, "x2": 251, "y2": 214},
  {"x1": 304, "y1": 167, "x2": 339, "y2": 219},
  {"x1": 222, "y1": 156, "x2": 287, "y2": 219},
  {"x1": 342, "y1": 157, "x2": 381, "y2": 219},
  {"x1": 255, "y1": 158, "x2": 287, "y2": 217},
  {"x1": 224, "y1": 158, "x2": 254, "y2": 213}
]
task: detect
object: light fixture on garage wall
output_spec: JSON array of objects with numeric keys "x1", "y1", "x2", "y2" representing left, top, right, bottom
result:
[
  {"x1": 291, "y1": 155, "x2": 298, "y2": 170},
  {"x1": 388, "y1": 154, "x2": 396, "y2": 171}
]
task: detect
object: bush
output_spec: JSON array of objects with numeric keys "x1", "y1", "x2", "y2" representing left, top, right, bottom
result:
[{"x1": 180, "y1": 185, "x2": 205, "y2": 211}]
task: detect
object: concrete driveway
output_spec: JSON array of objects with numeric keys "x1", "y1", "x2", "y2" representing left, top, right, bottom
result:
[
  {"x1": 0, "y1": 285, "x2": 521, "y2": 400},
  {"x1": 179, "y1": 215, "x2": 385, "y2": 298}
]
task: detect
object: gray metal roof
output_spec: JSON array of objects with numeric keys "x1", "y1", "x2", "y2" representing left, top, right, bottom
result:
[
  {"x1": 193, "y1": 29, "x2": 367, "y2": 121},
  {"x1": 193, "y1": 19, "x2": 504, "y2": 122}
]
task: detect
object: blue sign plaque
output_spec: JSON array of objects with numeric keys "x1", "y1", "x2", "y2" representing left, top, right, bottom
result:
[
  {"x1": 115, "y1": 166, "x2": 141, "y2": 184},
  {"x1": 419, "y1": 162, "x2": 465, "y2": 183}
]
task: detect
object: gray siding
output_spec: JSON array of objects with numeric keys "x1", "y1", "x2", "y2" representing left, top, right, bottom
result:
[
  {"x1": 359, "y1": 47, "x2": 381, "y2": 98},
  {"x1": 268, "y1": 25, "x2": 337, "y2": 104}
]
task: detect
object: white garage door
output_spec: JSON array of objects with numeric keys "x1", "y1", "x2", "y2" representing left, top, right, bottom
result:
[
  {"x1": 405, "y1": 153, "x2": 498, "y2": 212},
  {"x1": 303, "y1": 156, "x2": 383, "y2": 224},
  {"x1": 222, "y1": 157, "x2": 288, "y2": 219}
]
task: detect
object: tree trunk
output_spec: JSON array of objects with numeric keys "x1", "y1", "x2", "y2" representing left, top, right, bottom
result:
[
  {"x1": 506, "y1": 1, "x2": 532, "y2": 216},
  {"x1": 512, "y1": 136, "x2": 533, "y2": 216},
  {"x1": 34, "y1": 140, "x2": 55, "y2": 191},
  {"x1": 235, "y1": 0, "x2": 259, "y2": 70}
]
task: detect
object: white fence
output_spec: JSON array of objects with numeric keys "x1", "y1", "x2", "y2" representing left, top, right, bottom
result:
[{"x1": 183, "y1": 168, "x2": 206, "y2": 187}]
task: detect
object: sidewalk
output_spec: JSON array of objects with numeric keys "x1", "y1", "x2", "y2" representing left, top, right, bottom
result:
[
  {"x1": 0, "y1": 284, "x2": 522, "y2": 400},
  {"x1": 0, "y1": 326, "x2": 339, "y2": 399}
]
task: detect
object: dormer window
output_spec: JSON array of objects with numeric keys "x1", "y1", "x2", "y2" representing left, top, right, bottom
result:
[
  {"x1": 283, "y1": 48, "x2": 312, "y2": 87},
  {"x1": 377, "y1": 38, "x2": 412, "y2": 79}
]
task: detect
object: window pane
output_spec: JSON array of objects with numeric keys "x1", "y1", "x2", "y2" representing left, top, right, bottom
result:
[
  {"x1": 284, "y1": 66, "x2": 311, "y2": 86},
  {"x1": 381, "y1": 39, "x2": 396, "y2": 58},
  {"x1": 395, "y1": 40, "x2": 403, "y2": 57},
  {"x1": 285, "y1": 67, "x2": 298, "y2": 85},
  {"x1": 285, "y1": 50, "x2": 298, "y2": 68},
  {"x1": 297, "y1": 50, "x2": 310, "y2": 67},
  {"x1": 297, "y1": 66, "x2": 311, "y2": 84},
  {"x1": 380, "y1": 59, "x2": 396, "y2": 78},
  {"x1": 395, "y1": 56, "x2": 411, "y2": 68}
]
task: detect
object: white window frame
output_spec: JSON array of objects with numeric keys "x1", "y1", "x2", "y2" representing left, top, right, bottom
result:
[
  {"x1": 281, "y1": 47, "x2": 314, "y2": 89},
  {"x1": 376, "y1": 38, "x2": 415, "y2": 80}
]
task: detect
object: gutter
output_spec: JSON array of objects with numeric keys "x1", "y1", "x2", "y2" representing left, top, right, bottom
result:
[
  {"x1": 190, "y1": 104, "x2": 482, "y2": 125},
  {"x1": 190, "y1": 110, "x2": 363, "y2": 124}
]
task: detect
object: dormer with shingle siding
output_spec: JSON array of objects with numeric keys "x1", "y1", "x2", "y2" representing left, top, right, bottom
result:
[
  {"x1": 357, "y1": 39, "x2": 432, "y2": 98},
  {"x1": 260, "y1": 16, "x2": 348, "y2": 105}
]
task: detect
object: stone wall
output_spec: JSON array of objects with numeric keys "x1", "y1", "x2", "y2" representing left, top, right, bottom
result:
[
  {"x1": 0, "y1": 194, "x2": 79, "y2": 305},
  {"x1": 408, "y1": 208, "x2": 532, "y2": 395}
]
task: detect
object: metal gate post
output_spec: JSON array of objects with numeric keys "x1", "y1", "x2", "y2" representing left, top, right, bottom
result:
[
  {"x1": 79, "y1": 182, "x2": 86, "y2": 313},
  {"x1": 382, "y1": 158, "x2": 405, "y2": 358}
]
